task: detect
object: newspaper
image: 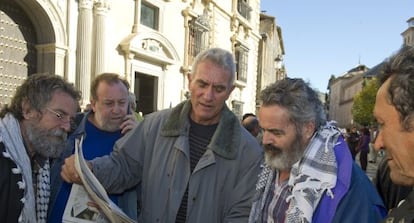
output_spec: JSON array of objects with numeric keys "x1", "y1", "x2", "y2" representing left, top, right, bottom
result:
[{"x1": 62, "y1": 136, "x2": 137, "y2": 223}]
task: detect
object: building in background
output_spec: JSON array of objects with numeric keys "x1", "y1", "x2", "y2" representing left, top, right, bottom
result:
[
  {"x1": 327, "y1": 64, "x2": 369, "y2": 127},
  {"x1": 256, "y1": 12, "x2": 286, "y2": 114},
  {"x1": 0, "y1": 0, "x2": 284, "y2": 117},
  {"x1": 402, "y1": 17, "x2": 414, "y2": 47},
  {"x1": 327, "y1": 16, "x2": 413, "y2": 128}
]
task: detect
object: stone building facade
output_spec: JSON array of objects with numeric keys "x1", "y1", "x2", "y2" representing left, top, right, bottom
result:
[
  {"x1": 327, "y1": 64, "x2": 368, "y2": 128},
  {"x1": 402, "y1": 17, "x2": 414, "y2": 47},
  {"x1": 255, "y1": 13, "x2": 285, "y2": 114},
  {"x1": 327, "y1": 16, "x2": 413, "y2": 128},
  {"x1": 0, "y1": 0, "x2": 284, "y2": 117}
]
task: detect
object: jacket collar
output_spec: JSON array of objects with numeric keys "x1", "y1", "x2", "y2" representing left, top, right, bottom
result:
[
  {"x1": 161, "y1": 100, "x2": 241, "y2": 159},
  {"x1": 71, "y1": 111, "x2": 90, "y2": 137}
]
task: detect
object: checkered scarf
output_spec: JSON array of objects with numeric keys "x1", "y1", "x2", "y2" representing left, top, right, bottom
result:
[
  {"x1": 36, "y1": 159, "x2": 50, "y2": 223},
  {"x1": 285, "y1": 124, "x2": 339, "y2": 222},
  {"x1": 249, "y1": 124, "x2": 340, "y2": 223},
  {"x1": 0, "y1": 114, "x2": 50, "y2": 223}
]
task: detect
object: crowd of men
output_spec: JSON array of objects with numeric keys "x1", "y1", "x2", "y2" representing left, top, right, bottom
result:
[{"x1": 1, "y1": 46, "x2": 414, "y2": 222}]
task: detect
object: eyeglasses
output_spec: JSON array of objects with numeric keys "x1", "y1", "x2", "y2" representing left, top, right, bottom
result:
[{"x1": 46, "y1": 107, "x2": 72, "y2": 124}]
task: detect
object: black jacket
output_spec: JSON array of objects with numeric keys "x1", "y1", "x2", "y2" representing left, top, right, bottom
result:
[
  {"x1": 0, "y1": 142, "x2": 24, "y2": 223},
  {"x1": 383, "y1": 191, "x2": 414, "y2": 223}
]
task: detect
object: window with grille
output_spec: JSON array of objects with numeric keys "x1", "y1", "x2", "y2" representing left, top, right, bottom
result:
[{"x1": 188, "y1": 14, "x2": 209, "y2": 65}]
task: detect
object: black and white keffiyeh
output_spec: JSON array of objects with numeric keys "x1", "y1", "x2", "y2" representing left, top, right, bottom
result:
[
  {"x1": 0, "y1": 114, "x2": 50, "y2": 223},
  {"x1": 36, "y1": 159, "x2": 50, "y2": 223},
  {"x1": 285, "y1": 125, "x2": 340, "y2": 222},
  {"x1": 249, "y1": 124, "x2": 341, "y2": 223}
]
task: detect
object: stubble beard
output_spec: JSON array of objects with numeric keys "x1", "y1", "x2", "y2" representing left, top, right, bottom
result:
[{"x1": 95, "y1": 113, "x2": 122, "y2": 132}]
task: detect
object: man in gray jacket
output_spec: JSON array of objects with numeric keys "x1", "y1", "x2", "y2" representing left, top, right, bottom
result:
[{"x1": 61, "y1": 48, "x2": 263, "y2": 222}]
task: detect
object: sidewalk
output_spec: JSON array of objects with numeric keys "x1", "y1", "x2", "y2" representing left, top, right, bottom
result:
[{"x1": 355, "y1": 152, "x2": 381, "y2": 182}]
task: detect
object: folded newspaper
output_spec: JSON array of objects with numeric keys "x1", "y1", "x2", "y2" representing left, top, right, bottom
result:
[{"x1": 63, "y1": 136, "x2": 137, "y2": 223}]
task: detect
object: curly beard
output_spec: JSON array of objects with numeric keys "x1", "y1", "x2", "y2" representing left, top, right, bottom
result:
[
  {"x1": 263, "y1": 135, "x2": 307, "y2": 171},
  {"x1": 24, "y1": 121, "x2": 67, "y2": 159}
]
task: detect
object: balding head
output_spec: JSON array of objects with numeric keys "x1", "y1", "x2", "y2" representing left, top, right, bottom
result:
[{"x1": 242, "y1": 115, "x2": 260, "y2": 137}]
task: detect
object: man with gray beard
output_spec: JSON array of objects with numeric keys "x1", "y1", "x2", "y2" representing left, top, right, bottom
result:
[
  {"x1": 0, "y1": 73, "x2": 81, "y2": 223},
  {"x1": 249, "y1": 78, "x2": 386, "y2": 223},
  {"x1": 48, "y1": 73, "x2": 139, "y2": 222}
]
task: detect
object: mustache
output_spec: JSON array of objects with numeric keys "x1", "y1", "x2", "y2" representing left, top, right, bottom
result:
[
  {"x1": 50, "y1": 128, "x2": 67, "y2": 139},
  {"x1": 263, "y1": 144, "x2": 282, "y2": 154}
]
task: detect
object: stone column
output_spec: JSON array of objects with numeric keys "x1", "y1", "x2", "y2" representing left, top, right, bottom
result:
[
  {"x1": 132, "y1": 0, "x2": 141, "y2": 33},
  {"x1": 76, "y1": 0, "x2": 93, "y2": 106},
  {"x1": 93, "y1": 0, "x2": 110, "y2": 78}
]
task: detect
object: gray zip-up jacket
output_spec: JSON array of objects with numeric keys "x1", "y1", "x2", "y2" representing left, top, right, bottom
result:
[{"x1": 92, "y1": 100, "x2": 262, "y2": 223}]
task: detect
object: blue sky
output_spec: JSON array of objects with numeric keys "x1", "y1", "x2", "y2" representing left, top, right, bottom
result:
[{"x1": 260, "y1": 0, "x2": 414, "y2": 92}]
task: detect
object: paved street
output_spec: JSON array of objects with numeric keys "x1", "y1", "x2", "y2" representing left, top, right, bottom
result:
[{"x1": 355, "y1": 152, "x2": 382, "y2": 182}]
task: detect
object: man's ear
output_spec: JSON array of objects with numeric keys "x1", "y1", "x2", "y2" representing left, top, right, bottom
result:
[
  {"x1": 303, "y1": 121, "x2": 316, "y2": 140},
  {"x1": 21, "y1": 100, "x2": 34, "y2": 119},
  {"x1": 89, "y1": 100, "x2": 97, "y2": 113}
]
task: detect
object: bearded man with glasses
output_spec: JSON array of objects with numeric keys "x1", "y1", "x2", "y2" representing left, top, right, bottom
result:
[{"x1": 0, "y1": 73, "x2": 81, "y2": 223}]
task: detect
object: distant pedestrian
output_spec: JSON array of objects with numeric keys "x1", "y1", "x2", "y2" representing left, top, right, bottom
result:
[
  {"x1": 242, "y1": 113, "x2": 260, "y2": 135},
  {"x1": 357, "y1": 127, "x2": 371, "y2": 171},
  {"x1": 128, "y1": 92, "x2": 144, "y2": 122},
  {"x1": 346, "y1": 126, "x2": 360, "y2": 160},
  {"x1": 369, "y1": 126, "x2": 379, "y2": 163},
  {"x1": 242, "y1": 112, "x2": 256, "y2": 121},
  {"x1": 242, "y1": 114, "x2": 262, "y2": 145}
]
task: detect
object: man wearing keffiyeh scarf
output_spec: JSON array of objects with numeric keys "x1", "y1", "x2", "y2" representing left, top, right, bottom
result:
[
  {"x1": 0, "y1": 73, "x2": 80, "y2": 223},
  {"x1": 249, "y1": 78, "x2": 386, "y2": 223}
]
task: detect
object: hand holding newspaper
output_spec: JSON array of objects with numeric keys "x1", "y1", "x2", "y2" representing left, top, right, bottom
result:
[{"x1": 63, "y1": 136, "x2": 137, "y2": 223}]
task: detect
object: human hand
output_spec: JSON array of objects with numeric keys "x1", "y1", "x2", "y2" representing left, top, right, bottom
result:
[
  {"x1": 61, "y1": 155, "x2": 83, "y2": 184},
  {"x1": 119, "y1": 113, "x2": 138, "y2": 134}
]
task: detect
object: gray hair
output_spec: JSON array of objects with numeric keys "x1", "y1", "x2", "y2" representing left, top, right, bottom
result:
[
  {"x1": 0, "y1": 73, "x2": 81, "y2": 120},
  {"x1": 191, "y1": 48, "x2": 236, "y2": 85},
  {"x1": 260, "y1": 78, "x2": 326, "y2": 129},
  {"x1": 90, "y1": 73, "x2": 130, "y2": 101},
  {"x1": 378, "y1": 46, "x2": 414, "y2": 131}
]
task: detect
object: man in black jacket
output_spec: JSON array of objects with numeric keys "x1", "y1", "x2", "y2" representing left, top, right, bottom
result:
[
  {"x1": 373, "y1": 46, "x2": 414, "y2": 222},
  {"x1": 374, "y1": 155, "x2": 411, "y2": 211},
  {"x1": 0, "y1": 74, "x2": 80, "y2": 223}
]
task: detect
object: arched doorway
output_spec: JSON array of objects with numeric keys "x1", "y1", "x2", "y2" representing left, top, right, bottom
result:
[{"x1": 0, "y1": 0, "x2": 37, "y2": 105}]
